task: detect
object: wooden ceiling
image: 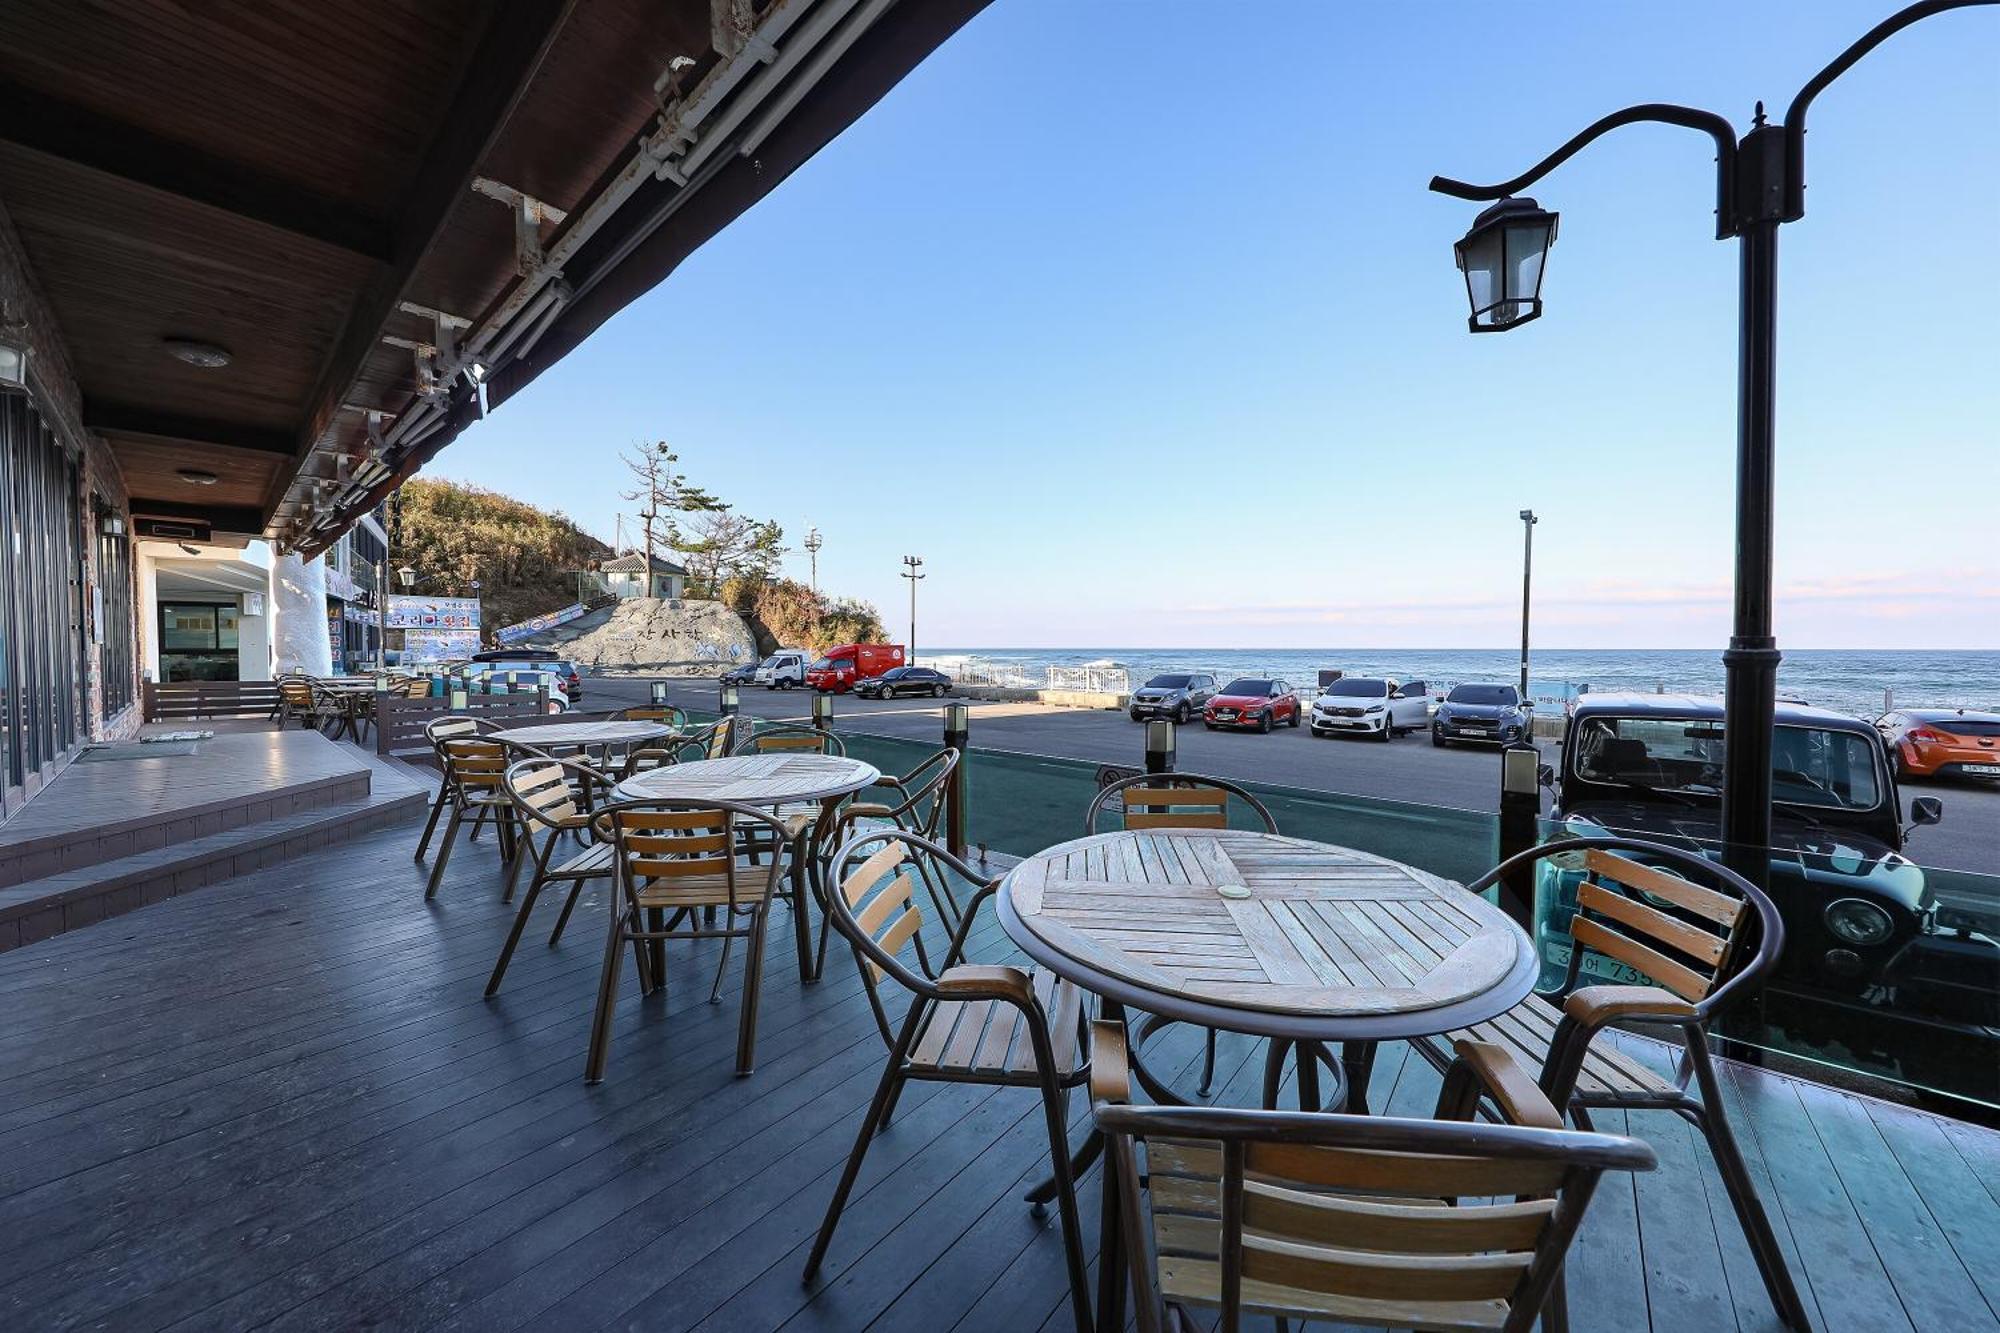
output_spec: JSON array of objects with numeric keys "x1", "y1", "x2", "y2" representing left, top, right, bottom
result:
[{"x1": 0, "y1": 0, "x2": 989, "y2": 546}]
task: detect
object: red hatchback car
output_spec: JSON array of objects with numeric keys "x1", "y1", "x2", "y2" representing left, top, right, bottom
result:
[
  {"x1": 1201, "y1": 677, "x2": 1301, "y2": 733},
  {"x1": 1876, "y1": 708, "x2": 2000, "y2": 782}
]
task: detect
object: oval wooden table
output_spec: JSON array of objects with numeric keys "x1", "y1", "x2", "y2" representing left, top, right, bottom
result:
[
  {"x1": 488, "y1": 719, "x2": 676, "y2": 752},
  {"x1": 997, "y1": 827, "x2": 1536, "y2": 1114},
  {"x1": 615, "y1": 753, "x2": 882, "y2": 982}
]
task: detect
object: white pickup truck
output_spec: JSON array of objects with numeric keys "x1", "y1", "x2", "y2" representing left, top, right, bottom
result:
[{"x1": 753, "y1": 649, "x2": 810, "y2": 689}]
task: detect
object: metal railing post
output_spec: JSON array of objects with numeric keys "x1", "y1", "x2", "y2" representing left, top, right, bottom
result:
[
  {"x1": 944, "y1": 701, "x2": 969, "y2": 859},
  {"x1": 1496, "y1": 742, "x2": 1542, "y2": 932}
]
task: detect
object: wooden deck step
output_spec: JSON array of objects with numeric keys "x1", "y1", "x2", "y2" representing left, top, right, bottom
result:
[{"x1": 0, "y1": 786, "x2": 427, "y2": 952}]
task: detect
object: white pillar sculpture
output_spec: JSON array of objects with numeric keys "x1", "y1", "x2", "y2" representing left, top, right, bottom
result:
[{"x1": 270, "y1": 550, "x2": 332, "y2": 677}]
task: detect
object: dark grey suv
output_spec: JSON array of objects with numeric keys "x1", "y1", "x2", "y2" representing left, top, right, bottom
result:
[
  {"x1": 1432, "y1": 682, "x2": 1530, "y2": 746},
  {"x1": 1129, "y1": 672, "x2": 1218, "y2": 724}
]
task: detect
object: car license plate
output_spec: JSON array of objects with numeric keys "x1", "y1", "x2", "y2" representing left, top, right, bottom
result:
[
  {"x1": 1965, "y1": 763, "x2": 2000, "y2": 775},
  {"x1": 1214, "y1": 710, "x2": 1236, "y2": 720}
]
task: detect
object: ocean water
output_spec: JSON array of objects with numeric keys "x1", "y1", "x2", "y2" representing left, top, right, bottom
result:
[{"x1": 922, "y1": 648, "x2": 2000, "y2": 719}]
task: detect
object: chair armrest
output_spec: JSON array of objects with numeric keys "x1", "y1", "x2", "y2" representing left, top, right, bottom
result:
[
  {"x1": 869, "y1": 774, "x2": 906, "y2": 791},
  {"x1": 1089, "y1": 1019, "x2": 1131, "y2": 1104},
  {"x1": 1440, "y1": 1039, "x2": 1563, "y2": 1130},
  {"x1": 1564, "y1": 985, "x2": 1698, "y2": 1030},
  {"x1": 844, "y1": 802, "x2": 896, "y2": 820},
  {"x1": 936, "y1": 964, "x2": 1033, "y2": 1006}
]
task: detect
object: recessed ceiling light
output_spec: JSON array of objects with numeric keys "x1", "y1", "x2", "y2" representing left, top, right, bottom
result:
[
  {"x1": 163, "y1": 338, "x2": 232, "y2": 369},
  {"x1": 176, "y1": 468, "x2": 219, "y2": 485}
]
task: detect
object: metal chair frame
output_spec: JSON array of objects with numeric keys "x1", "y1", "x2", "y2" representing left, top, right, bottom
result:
[
  {"x1": 1415, "y1": 833, "x2": 1809, "y2": 1331},
  {"x1": 811, "y1": 746, "x2": 960, "y2": 976},
  {"x1": 1089, "y1": 1020, "x2": 1656, "y2": 1333},
  {"x1": 585, "y1": 796, "x2": 793, "y2": 1081},
  {"x1": 487, "y1": 755, "x2": 621, "y2": 995},
  {"x1": 421, "y1": 734, "x2": 521, "y2": 898},
  {"x1": 804, "y1": 828, "x2": 1096, "y2": 1333},
  {"x1": 413, "y1": 715, "x2": 497, "y2": 862}
]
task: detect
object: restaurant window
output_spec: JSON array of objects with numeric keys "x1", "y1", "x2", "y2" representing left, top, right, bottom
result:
[
  {"x1": 0, "y1": 390, "x2": 85, "y2": 792},
  {"x1": 159, "y1": 601, "x2": 241, "y2": 682},
  {"x1": 95, "y1": 502, "x2": 133, "y2": 716}
]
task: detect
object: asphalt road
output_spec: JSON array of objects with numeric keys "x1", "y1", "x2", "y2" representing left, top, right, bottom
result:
[{"x1": 579, "y1": 674, "x2": 2000, "y2": 877}]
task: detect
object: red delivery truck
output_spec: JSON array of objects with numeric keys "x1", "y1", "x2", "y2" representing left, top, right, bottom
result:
[{"x1": 804, "y1": 643, "x2": 905, "y2": 693}]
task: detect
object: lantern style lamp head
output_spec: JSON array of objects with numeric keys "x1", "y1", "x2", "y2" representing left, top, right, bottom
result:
[
  {"x1": 719, "y1": 681, "x2": 740, "y2": 715},
  {"x1": 650, "y1": 679, "x2": 669, "y2": 704},
  {"x1": 1453, "y1": 196, "x2": 1558, "y2": 333},
  {"x1": 811, "y1": 691, "x2": 834, "y2": 729},
  {"x1": 944, "y1": 700, "x2": 970, "y2": 742},
  {"x1": 397, "y1": 564, "x2": 417, "y2": 589}
]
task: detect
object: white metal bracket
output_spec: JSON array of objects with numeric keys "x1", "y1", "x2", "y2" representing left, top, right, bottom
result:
[{"x1": 472, "y1": 177, "x2": 570, "y2": 279}]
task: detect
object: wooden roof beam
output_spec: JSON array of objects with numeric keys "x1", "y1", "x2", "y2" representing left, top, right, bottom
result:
[
  {"x1": 0, "y1": 81, "x2": 394, "y2": 262},
  {"x1": 275, "y1": 0, "x2": 575, "y2": 538},
  {"x1": 83, "y1": 400, "x2": 298, "y2": 456}
]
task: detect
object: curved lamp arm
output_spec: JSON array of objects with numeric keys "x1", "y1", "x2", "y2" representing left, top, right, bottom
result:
[
  {"x1": 1782, "y1": 0, "x2": 1997, "y2": 219},
  {"x1": 1430, "y1": 103, "x2": 1740, "y2": 240}
]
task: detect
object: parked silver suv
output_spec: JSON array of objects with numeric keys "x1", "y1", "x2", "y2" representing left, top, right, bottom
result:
[{"x1": 1129, "y1": 672, "x2": 1218, "y2": 724}]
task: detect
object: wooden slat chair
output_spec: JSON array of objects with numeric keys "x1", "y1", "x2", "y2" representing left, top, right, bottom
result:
[
  {"x1": 811, "y1": 746, "x2": 961, "y2": 975},
  {"x1": 805, "y1": 829, "x2": 1096, "y2": 1333},
  {"x1": 421, "y1": 736, "x2": 520, "y2": 899},
  {"x1": 603, "y1": 704, "x2": 689, "y2": 773},
  {"x1": 620, "y1": 713, "x2": 736, "y2": 780},
  {"x1": 398, "y1": 676, "x2": 435, "y2": 698},
  {"x1": 585, "y1": 797, "x2": 792, "y2": 1080},
  {"x1": 611, "y1": 704, "x2": 688, "y2": 727},
  {"x1": 1089, "y1": 1020, "x2": 1656, "y2": 1333},
  {"x1": 486, "y1": 756, "x2": 621, "y2": 996},
  {"x1": 413, "y1": 715, "x2": 496, "y2": 861},
  {"x1": 1086, "y1": 771, "x2": 1280, "y2": 1097},
  {"x1": 275, "y1": 677, "x2": 334, "y2": 730},
  {"x1": 1416, "y1": 834, "x2": 1809, "y2": 1331}
]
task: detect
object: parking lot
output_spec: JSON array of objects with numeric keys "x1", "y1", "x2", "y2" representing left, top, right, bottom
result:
[{"x1": 585, "y1": 674, "x2": 2000, "y2": 877}]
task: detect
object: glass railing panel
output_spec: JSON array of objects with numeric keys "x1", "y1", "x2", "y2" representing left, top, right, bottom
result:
[{"x1": 1529, "y1": 817, "x2": 2000, "y2": 1109}]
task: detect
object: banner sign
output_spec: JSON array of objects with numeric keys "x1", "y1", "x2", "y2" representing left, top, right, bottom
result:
[
  {"x1": 495, "y1": 602, "x2": 587, "y2": 646},
  {"x1": 402, "y1": 629, "x2": 480, "y2": 663},
  {"x1": 386, "y1": 595, "x2": 481, "y2": 630}
]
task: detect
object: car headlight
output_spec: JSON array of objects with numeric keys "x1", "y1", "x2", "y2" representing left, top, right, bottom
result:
[
  {"x1": 1824, "y1": 898, "x2": 1894, "y2": 946},
  {"x1": 1365, "y1": 703, "x2": 1385, "y2": 712}
]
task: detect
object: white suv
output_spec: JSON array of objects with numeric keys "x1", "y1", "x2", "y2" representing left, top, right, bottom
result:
[{"x1": 1309, "y1": 677, "x2": 1430, "y2": 741}]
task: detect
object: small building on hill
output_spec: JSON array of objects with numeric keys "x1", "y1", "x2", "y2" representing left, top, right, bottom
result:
[{"x1": 594, "y1": 553, "x2": 686, "y2": 601}]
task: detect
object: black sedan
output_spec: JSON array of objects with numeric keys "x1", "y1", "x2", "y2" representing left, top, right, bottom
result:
[{"x1": 855, "y1": 666, "x2": 953, "y2": 699}]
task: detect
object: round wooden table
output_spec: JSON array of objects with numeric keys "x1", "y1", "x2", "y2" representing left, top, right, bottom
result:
[
  {"x1": 612, "y1": 752, "x2": 880, "y2": 805},
  {"x1": 997, "y1": 828, "x2": 1535, "y2": 1112},
  {"x1": 489, "y1": 719, "x2": 676, "y2": 751},
  {"x1": 614, "y1": 753, "x2": 882, "y2": 983}
]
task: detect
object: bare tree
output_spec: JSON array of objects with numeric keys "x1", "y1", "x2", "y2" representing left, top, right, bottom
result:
[
  {"x1": 618, "y1": 441, "x2": 723, "y2": 592},
  {"x1": 676, "y1": 510, "x2": 785, "y2": 599}
]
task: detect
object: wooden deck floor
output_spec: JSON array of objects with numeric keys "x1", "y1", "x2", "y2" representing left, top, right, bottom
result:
[{"x1": 0, "y1": 819, "x2": 1995, "y2": 1332}]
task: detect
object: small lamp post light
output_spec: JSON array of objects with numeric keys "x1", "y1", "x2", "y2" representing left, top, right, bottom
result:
[
  {"x1": 449, "y1": 685, "x2": 468, "y2": 711},
  {"x1": 719, "y1": 681, "x2": 740, "y2": 716},
  {"x1": 1144, "y1": 717, "x2": 1177, "y2": 775},
  {"x1": 812, "y1": 691, "x2": 834, "y2": 731},
  {"x1": 943, "y1": 701, "x2": 971, "y2": 857},
  {"x1": 650, "y1": 680, "x2": 669, "y2": 705},
  {"x1": 397, "y1": 565, "x2": 417, "y2": 590},
  {"x1": 0, "y1": 337, "x2": 28, "y2": 392},
  {"x1": 1453, "y1": 197, "x2": 1559, "y2": 333}
]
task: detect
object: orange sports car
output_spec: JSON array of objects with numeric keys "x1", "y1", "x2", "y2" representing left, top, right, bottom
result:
[{"x1": 1876, "y1": 708, "x2": 2000, "y2": 781}]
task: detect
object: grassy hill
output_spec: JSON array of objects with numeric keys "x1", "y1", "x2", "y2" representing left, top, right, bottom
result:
[{"x1": 394, "y1": 478, "x2": 612, "y2": 635}]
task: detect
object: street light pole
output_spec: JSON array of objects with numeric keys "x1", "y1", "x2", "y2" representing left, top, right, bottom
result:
[
  {"x1": 804, "y1": 527, "x2": 822, "y2": 594},
  {"x1": 1517, "y1": 510, "x2": 1537, "y2": 700},
  {"x1": 900, "y1": 555, "x2": 924, "y2": 660},
  {"x1": 1430, "y1": 0, "x2": 1995, "y2": 897}
]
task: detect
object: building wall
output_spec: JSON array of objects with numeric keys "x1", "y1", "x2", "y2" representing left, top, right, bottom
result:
[{"x1": 0, "y1": 195, "x2": 139, "y2": 766}]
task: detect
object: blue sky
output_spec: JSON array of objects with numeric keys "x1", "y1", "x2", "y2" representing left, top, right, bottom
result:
[{"x1": 430, "y1": 1, "x2": 1999, "y2": 650}]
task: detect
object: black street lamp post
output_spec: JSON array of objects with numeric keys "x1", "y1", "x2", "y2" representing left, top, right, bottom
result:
[
  {"x1": 1516, "y1": 510, "x2": 1536, "y2": 701},
  {"x1": 1431, "y1": 0, "x2": 1994, "y2": 894}
]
